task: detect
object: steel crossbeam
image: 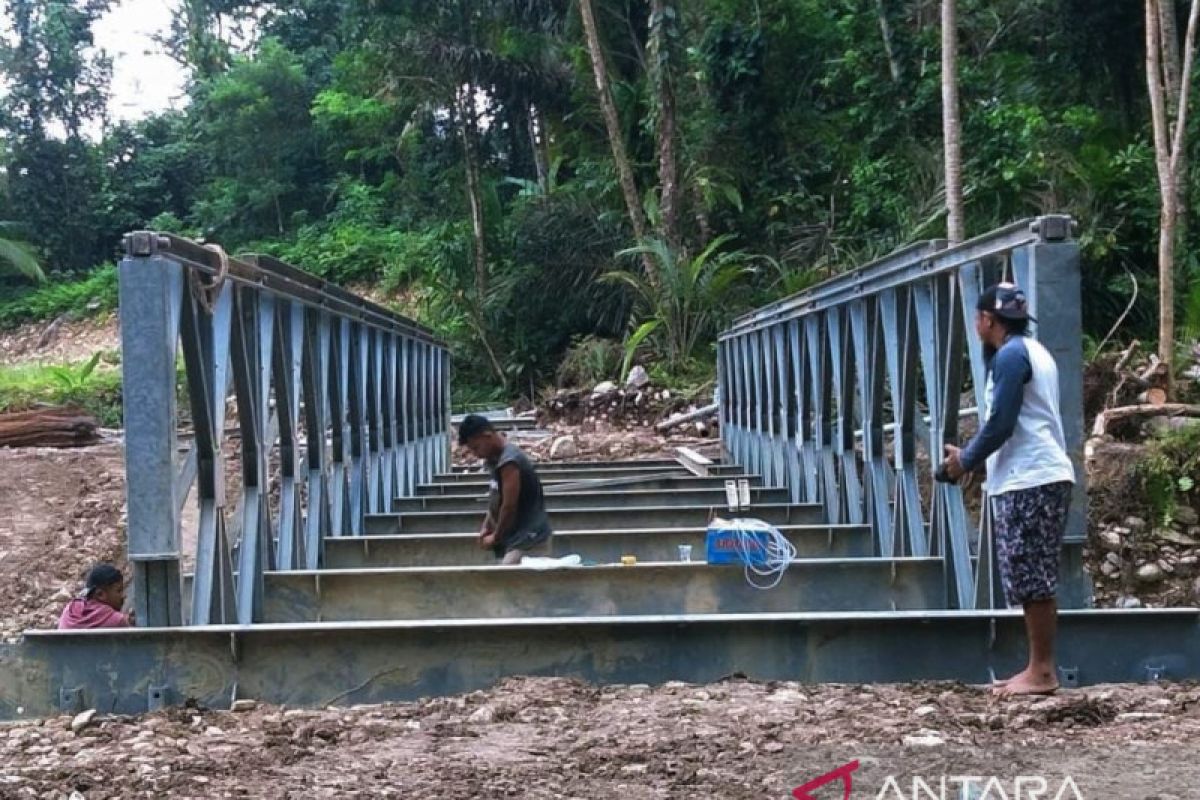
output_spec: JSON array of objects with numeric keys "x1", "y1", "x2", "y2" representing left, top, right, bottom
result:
[
  {"x1": 119, "y1": 232, "x2": 450, "y2": 626},
  {"x1": 717, "y1": 216, "x2": 1089, "y2": 609}
]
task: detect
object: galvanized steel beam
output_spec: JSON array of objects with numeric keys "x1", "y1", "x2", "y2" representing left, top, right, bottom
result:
[
  {"x1": 717, "y1": 217, "x2": 1089, "y2": 609},
  {"x1": 261, "y1": 559, "x2": 944, "y2": 622},
  {"x1": 6, "y1": 608, "x2": 1196, "y2": 717},
  {"x1": 118, "y1": 232, "x2": 449, "y2": 626},
  {"x1": 322, "y1": 524, "x2": 873, "y2": 568},
  {"x1": 366, "y1": 502, "x2": 823, "y2": 535}
]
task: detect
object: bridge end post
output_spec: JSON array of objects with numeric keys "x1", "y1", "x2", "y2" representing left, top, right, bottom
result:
[
  {"x1": 119, "y1": 233, "x2": 185, "y2": 626},
  {"x1": 1014, "y1": 216, "x2": 1092, "y2": 609}
]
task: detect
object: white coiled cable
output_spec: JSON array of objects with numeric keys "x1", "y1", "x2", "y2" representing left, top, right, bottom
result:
[{"x1": 725, "y1": 517, "x2": 797, "y2": 590}]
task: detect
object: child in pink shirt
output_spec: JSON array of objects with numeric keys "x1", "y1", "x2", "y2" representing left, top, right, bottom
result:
[{"x1": 58, "y1": 564, "x2": 133, "y2": 629}]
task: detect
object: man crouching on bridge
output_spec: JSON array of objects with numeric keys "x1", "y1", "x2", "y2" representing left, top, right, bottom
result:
[
  {"x1": 458, "y1": 415, "x2": 553, "y2": 565},
  {"x1": 940, "y1": 283, "x2": 1075, "y2": 697},
  {"x1": 58, "y1": 564, "x2": 134, "y2": 629}
]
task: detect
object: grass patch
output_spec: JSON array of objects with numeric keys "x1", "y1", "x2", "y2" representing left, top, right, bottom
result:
[
  {"x1": 0, "y1": 264, "x2": 119, "y2": 329},
  {"x1": 1135, "y1": 421, "x2": 1200, "y2": 527},
  {"x1": 0, "y1": 353, "x2": 124, "y2": 428}
]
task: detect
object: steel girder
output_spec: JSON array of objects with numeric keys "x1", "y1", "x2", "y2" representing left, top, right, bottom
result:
[
  {"x1": 118, "y1": 232, "x2": 451, "y2": 626},
  {"x1": 716, "y1": 216, "x2": 1088, "y2": 609}
]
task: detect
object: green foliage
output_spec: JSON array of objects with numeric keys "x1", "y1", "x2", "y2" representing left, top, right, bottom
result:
[
  {"x1": 45, "y1": 351, "x2": 103, "y2": 394},
  {"x1": 0, "y1": 353, "x2": 123, "y2": 427},
  {"x1": 0, "y1": 233, "x2": 44, "y2": 282},
  {"x1": 1135, "y1": 423, "x2": 1200, "y2": 527},
  {"x1": 620, "y1": 320, "x2": 660, "y2": 384},
  {"x1": 557, "y1": 335, "x2": 624, "y2": 387},
  {"x1": 0, "y1": 264, "x2": 118, "y2": 328},
  {"x1": 279, "y1": 184, "x2": 414, "y2": 285},
  {"x1": 1184, "y1": 275, "x2": 1200, "y2": 342},
  {"x1": 0, "y1": 0, "x2": 113, "y2": 272},
  {"x1": 607, "y1": 236, "x2": 752, "y2": 371},
  {"x1": 646, "y1": 355, "x2": 717, "y2": 397},
  {"x1": 0, "y1": 0, "x2": 1196, "y2": 403},
  {"x1": 189, "y1": 38, "x2": 322, "y2": 245}
]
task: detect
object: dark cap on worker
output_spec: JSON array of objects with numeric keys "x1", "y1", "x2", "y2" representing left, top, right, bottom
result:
[
  {"x1": 977, "y1": 282, "x2": 1035, "y2": 322},
  {"x1": 457, "y1": 414, "x2": 495, "y2": 445},
  {"x1": 84, "y1": 563, "x2": 123, "y2": 595}
]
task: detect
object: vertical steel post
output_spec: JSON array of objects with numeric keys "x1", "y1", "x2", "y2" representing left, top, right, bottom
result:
[
  {"x1": 328, "y1": 319, "x2": 350, "y2": 535},
  {"x1": 119, "y1": 243, "x2": 185, "y2": 627},
  {"x1": 442, "y1": 348, "x2": 452, "y2": 472},
  {"x1": 826, "y1": 308, "x2": 860, "y2": 524},
  {"x1": 302, "y1": 311, "x2": 332, "y2": 569},
  {"x1": 772, "y1": 324, "x2": 790, "y2": 497},
  {"x1": 852, "y1": 298, "x2": 892, "y2": 554},
  {"x1": 275, "y1": 301, "x2": 305, "y2": 571},
  {"x1": 1013, "y1": 227, "x2": 1090, "y2": 608},
  {"x1": 179, "y1": 275, "x2": 236, "y2": 625},
  {"x1": 400, "y1": 337, "x2": 413, "y2": 496},
  {"x1": 717, "y1": 340, "x2": 729, "y2": 461},
  {"x1": 806, "y1": 316, "x2": 838, "y2": 523},
  {"x1": 762, "y1": 329, "x2": 775, "y2": 484}
]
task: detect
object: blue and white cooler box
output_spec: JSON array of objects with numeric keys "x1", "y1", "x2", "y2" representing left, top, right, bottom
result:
[{"x1": 705, "y1": 518, "x2": 773, "y2": 566}]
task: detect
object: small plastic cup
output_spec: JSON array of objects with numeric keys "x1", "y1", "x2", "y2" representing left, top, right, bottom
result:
[{"x1": 678, "y1": 544, "x2": 693, "y2": 562}]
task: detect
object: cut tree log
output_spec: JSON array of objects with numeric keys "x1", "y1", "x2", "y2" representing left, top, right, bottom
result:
[
  {"x1": 0, "y1": 407, "x2": 101, "y2": 449},
  {"x1": 1090, "y1": 403, "x2": 1200, "y2": 439},
  {"x1": 655, "y1": 403, "x2": 718, "y2": 433},
  {"x1": 1138, "y1": 387, "x2": 1169, "y2": 406}
]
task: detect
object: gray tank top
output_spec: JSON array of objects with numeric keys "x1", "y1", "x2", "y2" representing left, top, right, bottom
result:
[{"x1": 487, "y1": 442, "x2": 552, "y2": 552}]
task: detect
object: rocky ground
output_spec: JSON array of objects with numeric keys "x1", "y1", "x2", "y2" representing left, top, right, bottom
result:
[
  {"x1": 3, "y1": 678, "x2": 1200, "y2": 798},
  {"x1": 0, "y1": 442, "x2": 127, "y2": 642},
  {"x1": 1085, "y1": 438, "x2": 1200, "y2": 609},
  {"x1": 0, "y1": 315, "x2": 119, "y2": 367},
  {"x1": 3, "y1": 318, "x2": 1200, "y2": 797}
]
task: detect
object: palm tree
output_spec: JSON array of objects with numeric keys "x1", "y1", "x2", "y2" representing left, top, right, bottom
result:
[
  {"x1": 605, "y1": 236, "x2": 750, "y2": 373},
  {"x1": 0, "y1": 224, "x2": 44, "y2": 282}
]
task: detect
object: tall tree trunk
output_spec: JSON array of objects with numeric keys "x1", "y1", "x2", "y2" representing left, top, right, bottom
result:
[
  {"x1": 1160, "y1": 0, "x2": 1184, "y2": 113},
  {"x1": 691, "y1": 181, "x2": 712, "y2": 247},
  {"x1": 876, "y1": 0, "x2": 902, "y2": 83},
  {"x1": 578, "y1": 0, "x2": 660, "y2": 284},
  {"x1": 1159, "y1": 0, "x2": 1190, "y2": 345},
  {"x1": 941, "y1": 0, "x2": 965, "y2": 245},
  {"x1": 650, "y1": 0, "x2": 681, "y2": 252},
  {"x1": 457, "y1": 85, "x2": 505, "y2": 384},
  {"x1": 527, "y1": 103, "x2": 550, "y2": 193},
  {"x1": 458, "y1": 85, "x2": 488, "y2": 303},
  {"x1": 1147, "y1": 0, "x2": 1200, "y2": 390}
]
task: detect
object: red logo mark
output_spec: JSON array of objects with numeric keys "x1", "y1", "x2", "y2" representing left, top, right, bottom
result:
[{"x1": 792, "y1": 760, "x2": 860, "y2": 800}]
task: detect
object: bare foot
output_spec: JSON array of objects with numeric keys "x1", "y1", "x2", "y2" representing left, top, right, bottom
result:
[
  {"x1": 991, "y1": 667, "x2": 1033, "y2": 687},
  {"x1": 992, "y1": 670, "x2": 1058, "y2": 697}
]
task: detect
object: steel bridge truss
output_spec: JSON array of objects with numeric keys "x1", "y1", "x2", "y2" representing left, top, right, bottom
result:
[
  {"x1": 119, "y1": 232, "x2": 451, "y2": 628},
  {"x1": 717, "y1": 216, "x2": 1089, "y2": 610}
]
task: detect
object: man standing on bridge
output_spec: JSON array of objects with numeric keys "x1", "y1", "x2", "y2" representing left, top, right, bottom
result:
[
  {"x1": 940, "y1": 283, "x2": 1076, "y2": 697},
  {"x1": 458, "y1": 415, "x2": 554, "y2": 565}
]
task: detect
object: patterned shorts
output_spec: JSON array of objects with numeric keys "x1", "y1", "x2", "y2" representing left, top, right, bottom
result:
[{"x1": 992, "y1": 481, "x2": 1073, "y2": 607}]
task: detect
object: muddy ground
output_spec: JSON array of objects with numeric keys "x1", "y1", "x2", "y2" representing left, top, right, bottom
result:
[
  {"x1": 2, "y1": 678, "x2": 1199, "y2": 798},
  {"x1": 0, "y1": 315, "x2": 119, "y2": 367},
  {"x1": 3, "y1": 318, "x2": 1199, "y2": 797},
  {"x1": 0, "y1": 443, "x2": 126, "y2": 642}
]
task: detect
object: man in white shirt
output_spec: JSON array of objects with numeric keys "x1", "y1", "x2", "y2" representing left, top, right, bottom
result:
[{"x1": 942, "y1": 283, "x2": 1076, "y2": 696}]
